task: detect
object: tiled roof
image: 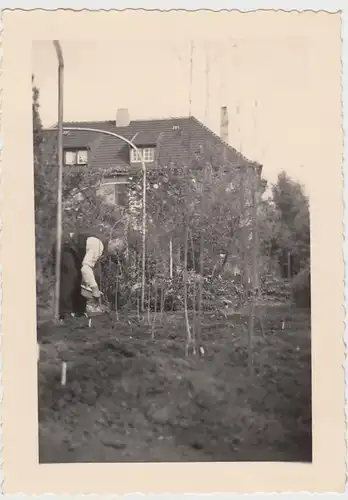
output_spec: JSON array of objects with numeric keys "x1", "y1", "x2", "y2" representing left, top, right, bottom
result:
[{"x1": 42, "y1": 116, "x2": 262, "y2": 175}]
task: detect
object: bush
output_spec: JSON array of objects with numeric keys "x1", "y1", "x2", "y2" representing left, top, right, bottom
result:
[
  {"x1": 261, "y1": 274, "x2": 291, "y2": 302},
  {"x1": 291, "y1": 267, "x2": 311, "y2": 309}
]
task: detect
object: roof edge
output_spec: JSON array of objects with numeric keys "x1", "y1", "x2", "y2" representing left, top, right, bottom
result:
[{"x1": 43, "y1": 115, "x2": 263, "y2": 172}]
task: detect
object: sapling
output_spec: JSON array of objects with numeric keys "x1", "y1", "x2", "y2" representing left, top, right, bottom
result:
[
  {"x1": 137, "y1": 293, "x2": 140, "y2": 322},
  {"x1": 184, "y1": 225, "x2": 195, "y2": 357},
  {"x1": 160, "y1": 285, "x2": 165, "y2": 324},
  {"x1": 169, "y1": 237, "x2": 173, "y2": 279},
  {"x1": 151, "y1": 282, "x2": 158, "y2": 340},
  {"x1": 147, "y1": 284, "x2": 151, "y2": 325},
  {"x1": 189, "y1": 228, "x2": 197, "y2": 343},
  {"x1": 115, "y1": 276, "x2": 119, "y2": 321}
]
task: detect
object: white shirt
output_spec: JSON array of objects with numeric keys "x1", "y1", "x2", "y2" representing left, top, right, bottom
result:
[{"x1": 81, "y1": 236, "x2": 104, "y2": 290}]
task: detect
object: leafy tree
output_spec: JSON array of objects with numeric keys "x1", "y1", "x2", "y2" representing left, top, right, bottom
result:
[
  {"x1": 33, "y1": 77, "x2": 57, "y2": 307},
  {"x1": 271, "y1": 171, "x2": 310, "y2": 276}
]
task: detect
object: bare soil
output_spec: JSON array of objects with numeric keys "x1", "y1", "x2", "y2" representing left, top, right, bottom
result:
[{"x1": 38, "y1": 305, "x2": 312, "y2": 463}]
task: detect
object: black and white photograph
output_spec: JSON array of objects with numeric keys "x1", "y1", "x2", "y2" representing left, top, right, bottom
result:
[{"x1": 33, "y1": 18, "x2": 315, "y2": 465}]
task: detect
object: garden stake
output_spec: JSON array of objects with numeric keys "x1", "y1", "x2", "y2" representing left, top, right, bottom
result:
[{"x1": 61, "y1": 361, "x2": 67, "y2": 386}]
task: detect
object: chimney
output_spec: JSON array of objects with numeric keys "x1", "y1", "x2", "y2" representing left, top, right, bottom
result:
[
  {"x1": 220, "y1": 106, "x2": 229, "y2": 144},
  {"x1": 116, "y1": 108, "x2": 130, "y2": 127}
]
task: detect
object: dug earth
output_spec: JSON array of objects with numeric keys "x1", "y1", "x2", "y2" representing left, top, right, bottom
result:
[{"x1": 38, "y1": 305, "x2": 312, "y2": 463}]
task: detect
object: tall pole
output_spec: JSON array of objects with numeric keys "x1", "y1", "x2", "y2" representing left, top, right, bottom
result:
[
  {"x1": 141, "y1": 162, "x2": 146, "y2": 311},
  {"x1": 251, "y1": 166, "x2": 260, "y2": 292},
  {"x1": 53, "y1": 40, "x2": 64, "y2": 322}
]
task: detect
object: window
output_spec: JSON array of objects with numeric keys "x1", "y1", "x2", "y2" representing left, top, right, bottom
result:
[
  {"x1": 98, "y1": 179, "x2": 128, "y2": 207},
  {"x1": 64, "y1": 149, "x2": 88, "y2": 166},
  {"x1": 65, "y1": 150, "x2": 77, "y2": 165},
  {"x1": 77, "y1": 150, "x2": 88, "y2": 165},
  {"x1": 130, "y1": 147, "x2": 155, "y2": 163}
]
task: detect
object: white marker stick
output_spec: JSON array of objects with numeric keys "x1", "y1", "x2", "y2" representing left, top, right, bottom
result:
[
  {"x1": 88, "y1": 318, "x2": 92, "y2": 328},
  {"x1": 61, "y1": 362, "x2": 67, "y2": 386}
]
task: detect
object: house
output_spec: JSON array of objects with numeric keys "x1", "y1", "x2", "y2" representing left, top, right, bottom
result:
[
  {"x1": 41, "y1": 108, "x2": 264, "y2": 287},
  {"x1": 41, "y1": 107, "x2": 262, "y2": 208}
]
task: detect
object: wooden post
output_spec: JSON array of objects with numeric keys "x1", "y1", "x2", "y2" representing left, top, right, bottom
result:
[{"x1": 61, "y1": 361, "x2": 67, "y2": 386}]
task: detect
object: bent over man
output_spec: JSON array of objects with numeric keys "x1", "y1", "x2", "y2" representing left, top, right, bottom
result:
[{"x1": 52, "y1": 228, "x2": 122, "y2": 320}]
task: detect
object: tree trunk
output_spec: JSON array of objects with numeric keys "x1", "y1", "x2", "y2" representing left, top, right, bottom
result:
[
  {"x1": 196, "y1": 227, "x2": 204, "y2": 350},
  {"x1": 169, "y1": 237, "x2": 173, "y2": 279},
  {"x1": 115, "y1": 275, "x2": 119, "y2": 320},
  {"x1": 160, "y1": 285, "x2": 165, "y2": 324},
  {"x1": 239, "y1": 168, "x2": 249, "y2": 299},
  {"x1": 248, "y1": 167, "x2": 259, "y2": 377},
  {"x1": 137, "y1": 293, "x2": 140, "y2": 321},
  {"x1": 219, "y1": 224, "x2": 238, "y2": 276},
  {"x1": 189, "y1": 229, "x2": 196, "y2": 341},
  {"x1": 177, "y1": 245, "x2": 181, "y2": 269},
  {"x1": 147, "y1": 284, "x2": 151, "y2": 325},
  {"x1": 184, "y1": 225, "x2": 194, "y2": 356},
  {"x1": 196, "y1": 164, "x2": 208, "y2": 349},
  {"x1": 151, "y1": 256, "x2": 158, "y2": 338},
  {"x1": 151, "y1": 283, "x2": 158, "y2": 339},
  {"x1": 248, "y1": 297, "x2": 255, "y2": 376}
]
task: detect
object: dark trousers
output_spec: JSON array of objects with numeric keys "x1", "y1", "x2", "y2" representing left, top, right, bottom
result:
[{"x1": 59, "y1": 249, "x2": 87, "y2": 318}]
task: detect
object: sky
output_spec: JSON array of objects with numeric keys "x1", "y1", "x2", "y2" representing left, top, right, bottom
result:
[{"x1": 32, "y1": 13, "x2": 340, "y2": 192}]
